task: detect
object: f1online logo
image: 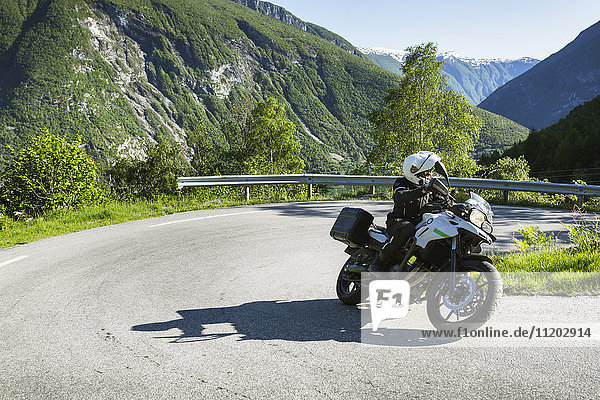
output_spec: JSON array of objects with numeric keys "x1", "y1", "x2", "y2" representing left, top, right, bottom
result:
[{"x1": 368, "y1": 280, "x2": 410, "y2": 332}]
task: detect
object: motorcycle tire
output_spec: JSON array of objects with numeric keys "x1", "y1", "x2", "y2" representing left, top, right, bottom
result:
[
  {"x1": 426, "y1": 260, "x2": 502, "y2": 331},
  {"x1": 336, "y1": 255, "x2": 364, "y2": 305}
]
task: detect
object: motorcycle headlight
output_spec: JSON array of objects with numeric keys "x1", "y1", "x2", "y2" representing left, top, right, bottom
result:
[
  {"x1": 469, "y1": 209, "x2": 486, "y2": 228},
  {"x1": 481, "y1": 221, "x2": 493, "y2": 234}
]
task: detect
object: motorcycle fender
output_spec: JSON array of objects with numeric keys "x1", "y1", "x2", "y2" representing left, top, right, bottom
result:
[{"x1": 438, "y1": 255, "x2": 493, "y2": 272}]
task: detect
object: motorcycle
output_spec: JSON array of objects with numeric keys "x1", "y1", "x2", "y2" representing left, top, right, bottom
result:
[{"x1": 330, "y1": 177, "x2": 502, "y2": 331}]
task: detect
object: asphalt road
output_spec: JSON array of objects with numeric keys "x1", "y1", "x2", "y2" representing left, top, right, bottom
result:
[{"x1": 0, "y1": 201, "x2": 598, "y2": 399}]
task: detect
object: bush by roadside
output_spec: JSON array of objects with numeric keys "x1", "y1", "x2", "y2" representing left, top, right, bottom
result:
[{"x1": 1, "y1": 130, "x2": 102, "y2": 216}]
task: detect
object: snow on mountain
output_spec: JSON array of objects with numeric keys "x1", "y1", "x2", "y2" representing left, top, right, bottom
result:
[{"x1": 359, "y1": 47, "x2": 539, "y2": 105}]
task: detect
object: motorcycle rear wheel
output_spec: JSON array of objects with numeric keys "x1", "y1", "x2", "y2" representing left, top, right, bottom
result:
[
  {"x1": 426, "y1": 261, "x2": 502, "y2": 331},
  {"x1": 336, "y1": 254, "x2": 365, "y2": 305}
]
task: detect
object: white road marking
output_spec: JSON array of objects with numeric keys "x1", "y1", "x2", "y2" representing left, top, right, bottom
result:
[
  {"x1": 0, "y1": 255, "x2": 29, "y2": 268},
  {"x1": 149, "y1": 210, "x2": 267, "y2": 228}
]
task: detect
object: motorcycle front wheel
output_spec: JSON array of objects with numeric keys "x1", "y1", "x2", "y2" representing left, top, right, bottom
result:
[{"x1": 426, "y1": 261, "x2": 502, "y2": 331}]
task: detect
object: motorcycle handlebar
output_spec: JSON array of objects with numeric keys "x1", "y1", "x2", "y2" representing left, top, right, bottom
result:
[{"x1": 420, "y1": 193, "x2": 455, "y2": 216}]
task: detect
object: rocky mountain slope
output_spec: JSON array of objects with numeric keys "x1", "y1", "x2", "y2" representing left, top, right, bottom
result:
[
  {"x1": 230, "y1": 0, "x2": 361, "y2": 57},
  {"x1": 359, "y1": 47, "x2": 539, "y2": 105},
  {"x1": 479, "y1": 20, "x2": 600, "y2": 129},
  {"x1": 0, "y1": 0, "x2": 401, "y2": 172},
  {"x1": 0, "y1": 0, "x2": 530, "y2": 172}
]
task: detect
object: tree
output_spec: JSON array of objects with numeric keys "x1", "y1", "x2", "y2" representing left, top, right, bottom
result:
[
  {"x1": 189, "y1": 122, "x2": 227, "y2": 176},
  {"x1": 368, "y1": 42, "x2": 482, "y2": 175},
  {"x1": 1, "y1": 130, "x2": 100, "y2": 215},
  {"x1": 191, "y1": 97, "x2": 304, "y2": 175},
  {"x1": 244, "y1": 97, "x2": 304, "y2": 174},
  {"x1": 484, "y1": 156, "x2": 530, "y2": 181},
  {"x1": 107, "y1": 136, "x2": 185, "y2": 198}
]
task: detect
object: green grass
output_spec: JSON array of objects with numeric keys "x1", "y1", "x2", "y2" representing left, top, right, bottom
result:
[
  {"x1": 499, "y1": 271, "x2": 600, "y2": 296},
  {"x1": 0, "y1": 186, "x2": 362, "y2": 249},
  {"x1": 490, "y1": 212, "x2": 600, "y2": 295},
  {"x1": 0, "y1": 195, "x2": 236, "y2": 248},
  {"x1": 492, "y1": 242, "x2": 600, "y2": 295},
  {"x1": 494, "y1": 248, "x2": 600, "y2": 273}
]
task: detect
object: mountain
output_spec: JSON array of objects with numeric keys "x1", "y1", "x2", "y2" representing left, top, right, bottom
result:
[
  {"x1": 229, "y1": 0, "x2": 362, "y2": 57},
  {"x1": 503, "y1": 94, "x2": 600, "y2": 183},
  {"x1": 479, "y1": 20, "x2": 600, "y2": 129},
  {"x1": 0, "y1": 0, "x2": 531, "y2": 172},
  {"x1": 359, "y1": 47, "x2": 539, "y2": 105},
  {"x1": 227, "y1": 2, "x2": 529, "y2": 158},
  {"x1": 0, "y1": 0, "x2": 402, "y2": 173},
  {"x1": 472, "y1": 107, "x2": 529, "y2": 157}
]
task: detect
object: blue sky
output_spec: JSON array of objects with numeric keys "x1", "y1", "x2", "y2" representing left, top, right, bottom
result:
[{"x1": 270, "y1": 0, "x2": 600, "y2": 60}]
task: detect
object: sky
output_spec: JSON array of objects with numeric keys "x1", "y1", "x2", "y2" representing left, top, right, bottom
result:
[{"x1": 270, "y1": 0, "x2": 600, "y2": 60}]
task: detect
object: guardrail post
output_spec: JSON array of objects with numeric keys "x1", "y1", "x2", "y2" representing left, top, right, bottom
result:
[
  {"x1": 308, "y1": 183, "x2": 313, "y2": 199},
  {"x1": 370, "y1": 185, "x2": 376, "y2": 196},
  {"x1": 245, "y1": 186, "x2": 250, "y2": 202},
  {"x1": 577, "y1": 195, "x2": 584, "y2": 208},
  {"x1": 503, "y1": 190, "x2": 509, "y2": 203}
]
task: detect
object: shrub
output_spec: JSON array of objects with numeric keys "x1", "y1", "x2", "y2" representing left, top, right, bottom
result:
[
  {"x1": 513, "y1": 225, "x2": 554, "y2": 252},
  {"x1": 484, "y1": 155, "x2": 530, "y2": 181},
  {"x1": 107, "y1": 136, "x2": 185, "y2": 198},
  {"x1": 564, "y1": 212, "x2": 600, "y2": 252},
  {"x1": 1, "y1": 130, "x2": 100, "y2": 216}
]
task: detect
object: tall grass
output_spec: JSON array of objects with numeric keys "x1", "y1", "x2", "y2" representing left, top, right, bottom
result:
[
  {"x1": 495, "y1": 248, "x2": 600, "y2": 273},
  {"x1": 493, "y1": 215, "x2": 600, "y2": 294}
]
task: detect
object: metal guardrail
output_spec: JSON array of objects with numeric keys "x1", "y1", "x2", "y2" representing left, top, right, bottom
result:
[{"x1": 177, "y1": 174, "x2": 600, "y2": 204}]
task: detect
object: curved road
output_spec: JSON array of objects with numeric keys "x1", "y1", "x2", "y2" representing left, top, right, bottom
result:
[{"x1": 0, "y1": 201, "x2": 598, "y2": 399}]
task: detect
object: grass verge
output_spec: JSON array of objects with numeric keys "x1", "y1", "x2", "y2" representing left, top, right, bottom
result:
[
  {"x1": 499, "y1": 271, "x2": 600, "y2": 296},
  {"x1": 493, "y1": 248, "x2": 600, "y2": 295},
  {"x1": 0, "y1": 189, "x2": 345, "y2": 249}
]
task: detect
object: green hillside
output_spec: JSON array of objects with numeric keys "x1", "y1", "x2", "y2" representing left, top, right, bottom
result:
[
  {"x1": 0, "y1": 0, "x2": 401, "y2": 172},
  {"x1": 359, "y1": 53, "x2": 403, "y2": 75},
  {"x1": 0, "y1": 0, "x2": 528, "y2": 173},
  {"x1": 473, "y1": 107, "x2": 529, "y2": 157},
  {"x1": 504, "y1": 94, "x2": 600, "y2": 183}
]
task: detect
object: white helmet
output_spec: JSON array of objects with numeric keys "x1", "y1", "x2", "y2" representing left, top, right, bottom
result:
[{"x1": 402, "y1": 151, "x2": 449, "y2": 185}]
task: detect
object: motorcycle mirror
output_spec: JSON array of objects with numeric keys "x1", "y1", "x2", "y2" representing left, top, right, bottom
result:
[{"x1": 434, "y1": 161, "x2": 450, "y2": 187}]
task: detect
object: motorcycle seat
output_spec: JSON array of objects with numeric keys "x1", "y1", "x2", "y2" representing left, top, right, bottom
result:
[{"x1": 373, "y1": 224, "x2": 389, "y2": 238}]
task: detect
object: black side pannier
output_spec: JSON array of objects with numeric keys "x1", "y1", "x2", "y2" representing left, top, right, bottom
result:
[{"x1": 330, "y1": 207, "x2": 374, "y2": 247}]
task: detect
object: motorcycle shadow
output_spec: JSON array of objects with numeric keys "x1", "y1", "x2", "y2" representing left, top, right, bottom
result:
[{"x1": 131, "y1": 299, "x2": 460, "y2": 347}]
